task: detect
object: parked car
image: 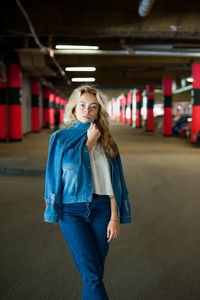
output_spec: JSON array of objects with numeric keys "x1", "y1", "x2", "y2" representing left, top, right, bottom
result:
[
  {"x1": 196, "y1": 130, "x2": 200, "y2": 145},
  {"x1": 173, "y1": 114, "x2": 191, "y2": 135},
  {"x1": 178, "y1": 122, "x2": 191, "y2": 138}
]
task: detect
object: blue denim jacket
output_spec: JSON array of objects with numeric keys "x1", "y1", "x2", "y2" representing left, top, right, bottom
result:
[{"x1": 44, "y1": 120, "x2": 131, "y2": 224}]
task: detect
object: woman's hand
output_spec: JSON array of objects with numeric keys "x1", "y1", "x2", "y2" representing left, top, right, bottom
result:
[
  {"x1": 107, "y1": 219, "x2": 120, "y2": 243},
  {"x1": 86, "y1": 123, "x2": 101, "y2": 152}
]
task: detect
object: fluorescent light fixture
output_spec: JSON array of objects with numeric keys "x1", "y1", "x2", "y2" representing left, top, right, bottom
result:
[
  {"x1": 154, "y1": 89, "x2": 163, "y2": 93},
  {"x1": 71, "y1": 77, "x2": 96, "y2": 82},
  {"x1": 56, "y1": 45, "x2": 99, "y2": 50},
  {"x1": 65, "y1": 67, "x2": 96, "y2": 72},
  {"x1": 186, "y1": 77, "x2": 193, "y2": 82}
]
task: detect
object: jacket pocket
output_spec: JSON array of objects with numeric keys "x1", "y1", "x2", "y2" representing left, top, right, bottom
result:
[{"x1": 62, "y1": 148, "x2": 81, "y2": 170}]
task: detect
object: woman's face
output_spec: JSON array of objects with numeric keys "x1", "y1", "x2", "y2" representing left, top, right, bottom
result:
[{"x1": 75, "y1": 92, "x2": 100, "y2": 123}]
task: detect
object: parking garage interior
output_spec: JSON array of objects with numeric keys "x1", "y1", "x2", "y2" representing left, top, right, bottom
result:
[{"x1": 0, "y1": 1, "x2": 200, "y2": 299}]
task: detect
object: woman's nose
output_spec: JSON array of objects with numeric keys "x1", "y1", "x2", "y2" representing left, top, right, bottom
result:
[{"x1": 84, "y1": 107, "x2": 90, "y2": 112}]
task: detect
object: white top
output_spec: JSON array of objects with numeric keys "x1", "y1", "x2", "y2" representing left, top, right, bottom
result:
[{"x1": 89, "y1": 142, "x2": 114, "y2": 197}]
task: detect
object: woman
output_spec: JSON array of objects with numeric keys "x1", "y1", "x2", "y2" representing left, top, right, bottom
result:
[{"x1": 44, "y1": 85, "x2": 131, "y2": 300}]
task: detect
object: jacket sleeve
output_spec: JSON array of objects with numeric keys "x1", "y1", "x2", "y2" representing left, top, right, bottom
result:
[
  {"x1": 44, "y1": 133, "x2": 63, "y2": 223},
  {"x1": 116, "y1": 152, "x2": 132, "y2": 224}
]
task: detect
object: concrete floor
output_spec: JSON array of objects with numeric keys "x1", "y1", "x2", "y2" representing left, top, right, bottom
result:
[{"x1": 1, "y1": 123, "x2": 200, "y2": 300}]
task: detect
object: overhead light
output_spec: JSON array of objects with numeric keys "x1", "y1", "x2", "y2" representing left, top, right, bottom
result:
[
  {"x1": 186, "y1": 77, "x2": 193, "y2": 82},
  {"x1": 154, "y1": 89, "x2": 163, "y2": 93},
  {"x1": 55, "y1": 45, "x2": 99, "y2": 50},
  {"x1": 170, "y1": 25, "x2": 181, "y2": 32},
  {"x1": 65, "y1": 67, "x2": 96, "y2": 72},
  {"x1": 71, "y1": 77, "x2": 96, "y2": 82}
]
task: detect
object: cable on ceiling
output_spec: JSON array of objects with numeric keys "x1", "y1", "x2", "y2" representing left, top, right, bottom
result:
[{"x1": 15, "y1": 0, "x2": 71, "y2": 84}]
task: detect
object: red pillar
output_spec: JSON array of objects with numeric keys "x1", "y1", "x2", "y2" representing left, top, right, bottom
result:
[
  {"x1": 146, "y1": 85, "x2": 155, "y2": 131},
  {"x1": 127, "y1": 92, "x2": 133, "y2": 126},
  {"x1": 123, "y1": 95, "x2": 127, "y2": 123},
  {"x1": 120, "y1": 97, "x2": 123, "y2": 122},
  {"x1": 136, "y1": 89, "x2": 142, "y2": 128},
  {"x1": 62, "y1": 98, "x2": 66, "y2": 123},
  {"x1": 0, "y1": 73, "x2": 7, "y2": 140},
  {"x1": 55, "y1": 95, "x2": 59, "y2": 107},
  {"x1": 191, "y1": 64, "x2": 200, "y2": 143},
  {"x1": 116, "y1": 98, "x2": 120, "y2": 122},
  {"x1": 31, "y1": 78, "x2": 40, "y2": 132},
  {"x1": 162, "y1": 77, "x2": 173, "y2": 136},
  {"x1": 63, "y1": 99, "x2": 68, "y2": 123},
  {"x1": 55, "y1": 95, "x2": 60, "y2": 125},
  {"x1": 49, "y1": 92, "x2": 55, "y2": 126},
  {"x1": 60, "y1": 98, "x2": 64, "y2": 124},
  {"x1": 42, "y1": 86, "x2": 49, "y2": 128},
  {"x1": 7, "y1": 63, "x2": 22, "y2": 141},
  {"x1": 122, "y1": 96, "x2": 125, "y2": 123}
]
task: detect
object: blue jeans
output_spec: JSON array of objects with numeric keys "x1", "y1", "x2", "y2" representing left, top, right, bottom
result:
[{"x1": 59, "y1": 194, "x2": 111, "y2": 300}]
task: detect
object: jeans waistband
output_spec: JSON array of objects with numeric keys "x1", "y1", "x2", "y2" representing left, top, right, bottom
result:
[{"x1": 92, "y1": 193, "x2": 110, "y2": 200}]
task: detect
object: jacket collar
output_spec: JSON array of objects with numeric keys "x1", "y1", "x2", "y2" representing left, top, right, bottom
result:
[{"x1": 72, "y1": 120, "x2": 95, "y2": 129}]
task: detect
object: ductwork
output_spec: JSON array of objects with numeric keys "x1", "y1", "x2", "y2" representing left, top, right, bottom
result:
[
  {"x1": 15, "y1": 0, "x2": 70, "y2": 84},
  {"x1": 17, "y1": 51, "x2": 56, "y2": 77},
  {"x1": 138, "y1": 0, "x2": 156, "y2": 17}
]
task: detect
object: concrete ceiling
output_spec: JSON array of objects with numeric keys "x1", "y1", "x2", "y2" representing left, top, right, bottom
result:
[{"x1": 1, "y1": 0, "x2": 200, "y2": 97}]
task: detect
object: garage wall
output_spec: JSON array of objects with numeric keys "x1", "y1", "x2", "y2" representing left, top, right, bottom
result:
[
  {"x1": 22, "y1": 74, "x2": 31, "y2": 134},
  {"x1": 22, "y1": 75, "x2": 43, "y2": 134}
]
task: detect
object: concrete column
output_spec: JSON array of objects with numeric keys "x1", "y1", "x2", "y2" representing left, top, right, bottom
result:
[
  {"x1": 123, "y1": 95, "x2": 128, "y2": 124},
  {"x1": 162, "y1": 77, "x2": 173, "y2": 136},
  {"x1": 127, "y1": 92, "x2": 133, "y2": 126},
  {"x1": 120, "y1": 96, "x2": 123, "y2": 123},
  {"x1": 42, "y1": 86, "x2": 49, "y2": 128},
  {"x1": 31, "y1": 78, "x2": 40, "y2": 132},
  {"x1": 191, "y1": 63, "x2": 200, "y2": 143},
  {"x1": 136, "y1": 89, "x2": 142, "y2": 128},
  {"x1": 60, "y1": 98, "x2": 64, "y2": 124},
  {"x1": 49, "y1": 92, "x2": 55, "y2": 127},
  {"x1": 0, "y1": 71, "x2": 7, "y2": 140},
  {"x1": 7, "y1": 63, "x2": 22, "y2": 141},
  {"x1": 146, "y1": 84, "x2": 155, "y2": 131}
]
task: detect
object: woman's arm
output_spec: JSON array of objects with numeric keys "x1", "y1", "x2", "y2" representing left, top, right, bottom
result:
[
  {"x1": 109, "y1": 196, "x2": 119, "y2": 220},
  {"x1": 44, "y1": 133, "x2": 63, "y2": 223},
  {"x1": 107, "y1": 196, "x2": 120, "y2": 243}
]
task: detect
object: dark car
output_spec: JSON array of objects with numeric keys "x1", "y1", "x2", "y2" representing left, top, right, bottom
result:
[
  {"x1": 196, "y1": 130, "x2": 200, "y2": 145},
  {"x1": 178, "y1": 121, "x2": 191, "y2": 138},
  {"x1": 173, "y1": 114, "x2": 191, "y2": 135}
]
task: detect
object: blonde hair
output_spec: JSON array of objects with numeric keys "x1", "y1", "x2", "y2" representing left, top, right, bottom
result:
[{"x1": 64, "y1": 85, "x2": 118, "y2": 158}]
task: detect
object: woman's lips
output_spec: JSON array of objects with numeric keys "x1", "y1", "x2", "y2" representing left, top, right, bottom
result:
[{"x1": 83, "y1": 115, "x2": 90, "y2": 119}]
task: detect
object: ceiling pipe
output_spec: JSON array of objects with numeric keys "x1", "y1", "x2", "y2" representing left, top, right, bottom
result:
[
  {"x1": 16, "y1": 48, "x2": 200, "y2": 57},
  {"x1": 134, "y1": 50, "x2": 200, "y2": 57},
  {"x1": 173, "y1": 85, "x2": 192, "y2": 94},
  {"x1": 15, "y1": 0, "x2": 71, "y2": 84},
  {"x1": 138, "y1": 0, "x2": 156, "y2": 17},
  {"x1": 120, "y1": 39, "x2": 135, "y2": 54}
]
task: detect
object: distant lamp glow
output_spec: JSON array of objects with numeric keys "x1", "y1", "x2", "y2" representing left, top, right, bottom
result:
[
  {"x1": 56, "y1": 45, "x2": 99, "y2": 50},
  {"x1": 65, "y1": 67, "x2": 96, "y2": 72},
  {"x1": 186, "y1": 77, "x2": 193, "y2": 83},
  {"x1": 154, "y1": 89, "x2": 163, "y2": 93},
  {"x1": 71, "y1": 77, "x2": 96, "y2": 82}
]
